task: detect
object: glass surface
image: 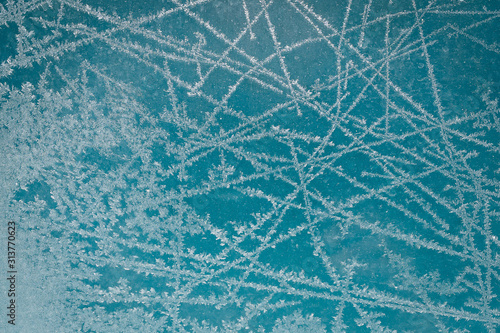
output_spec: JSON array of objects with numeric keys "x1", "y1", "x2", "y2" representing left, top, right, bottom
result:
[{"x1": 0, "y1": 0, "x2": 499, "y2": 332}]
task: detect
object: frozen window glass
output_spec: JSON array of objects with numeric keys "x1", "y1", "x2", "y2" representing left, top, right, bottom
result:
[{"x1": 0, "y1": 0, "x2": 499, "y2": 332}]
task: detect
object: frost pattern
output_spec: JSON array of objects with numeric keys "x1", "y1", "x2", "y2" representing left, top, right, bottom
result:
[{"x1": 0, "y1": 0, "x2": 499, "y2": 332}]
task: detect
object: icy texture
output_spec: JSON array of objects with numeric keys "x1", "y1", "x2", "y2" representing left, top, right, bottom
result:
[{"x1": 0, "y1": 0, "x2": 499, "y2": 332}]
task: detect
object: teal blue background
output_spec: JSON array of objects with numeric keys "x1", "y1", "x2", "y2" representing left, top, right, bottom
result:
[{"x1": 0, "y1": 0, "x2": 499, "y2": 331}]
